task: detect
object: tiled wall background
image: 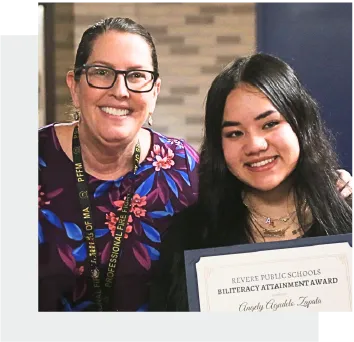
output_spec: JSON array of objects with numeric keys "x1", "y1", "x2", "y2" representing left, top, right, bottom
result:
[
  {"x1": 52, "y1": 3, "x2": 75, "y2": 124},
  {"x1": 55, "y1": 3, "x2": 256, "y2": 149}
]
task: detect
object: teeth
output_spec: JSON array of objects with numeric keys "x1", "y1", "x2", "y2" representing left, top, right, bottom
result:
[
  {"x1": 249, "y1": 157, "x2": 276, "y2": 168},
  {"x1": 101, "y1": 107, "x2": 129, "y2": 116}
]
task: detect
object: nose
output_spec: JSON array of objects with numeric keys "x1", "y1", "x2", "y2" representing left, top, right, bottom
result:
[
  {"x1": 243, "y1": 134, "x2": 268, "y2": 156},
  {"x1": 109, "y1": 74, "x2": 129, "y2": 98}
]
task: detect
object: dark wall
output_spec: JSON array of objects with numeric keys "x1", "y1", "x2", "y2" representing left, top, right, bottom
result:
[{"x1": 256, "y1": 3, "x2": 352, "y2": 172}]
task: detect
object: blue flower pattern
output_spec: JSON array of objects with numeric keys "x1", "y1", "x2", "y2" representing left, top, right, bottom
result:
[{"x1": 38, "y1": 125, "x2": 199, "y2": 311}]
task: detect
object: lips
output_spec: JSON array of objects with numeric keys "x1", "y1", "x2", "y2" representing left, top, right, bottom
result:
[
  {"x1": 245, "y1": 156, "x2": 278, "y2": 168},
  {"x1": 100, "y1": 106, "x2": 130, "y2": 116}
]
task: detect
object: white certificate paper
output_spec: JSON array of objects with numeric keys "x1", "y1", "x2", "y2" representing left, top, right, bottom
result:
[{"x1": 195, "y1": 242, "x2": 352, "y2": 312}]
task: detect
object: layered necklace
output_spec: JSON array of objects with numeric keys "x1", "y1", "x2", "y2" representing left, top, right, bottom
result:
[{"x1": 243, "y1": 197, "x2": 303, "y2": 238}]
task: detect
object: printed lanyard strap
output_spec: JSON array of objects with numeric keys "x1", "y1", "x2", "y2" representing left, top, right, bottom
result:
[{"x1": 72, "y1": 125, "x2": 140, "y2": 310}]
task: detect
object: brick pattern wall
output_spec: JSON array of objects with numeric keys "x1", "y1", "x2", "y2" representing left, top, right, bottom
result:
[
  {"x1": 39, "y1": 5, "x2": 46, "y2": 127},
  {"x1": 69, "y1": 3, "x2": 256, "y2": 149},
  {"x1": 53, "y1": 3, "x2": 75, "y2": 122}
]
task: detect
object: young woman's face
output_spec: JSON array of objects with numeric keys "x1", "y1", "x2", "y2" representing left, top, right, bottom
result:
[
  {"x1": 221, "y1": 84, "x2": 300, "y2": 192},
  {"x1": 67, "y1": 31, "x2": 160, "y2": 145}
]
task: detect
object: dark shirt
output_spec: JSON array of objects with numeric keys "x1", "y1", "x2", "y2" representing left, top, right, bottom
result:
[
  {"x1": 38, "y1": 124, "x2": 199, "y2": 311},
  {"x1": 148, "y1": 203, "x2": 351, "y2": 311}
]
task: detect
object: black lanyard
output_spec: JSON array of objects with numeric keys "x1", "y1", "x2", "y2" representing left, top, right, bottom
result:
[{"x1": 72, "y1": 125, "x2": 140, "y2": 311}]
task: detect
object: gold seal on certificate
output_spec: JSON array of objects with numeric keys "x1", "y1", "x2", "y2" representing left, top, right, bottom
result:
[{"x1": 185, "y1": 234, "x2": 352, "y2": 312}]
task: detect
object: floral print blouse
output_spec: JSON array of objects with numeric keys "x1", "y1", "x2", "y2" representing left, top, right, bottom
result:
[{"x1": 38, "y1": 124, "x2": 199, "y2": 311}]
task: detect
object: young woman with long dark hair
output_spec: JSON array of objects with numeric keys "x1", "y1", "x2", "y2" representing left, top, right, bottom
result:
[{"x1": 149, "y1": 53, "x2": 352, "y2": 311}]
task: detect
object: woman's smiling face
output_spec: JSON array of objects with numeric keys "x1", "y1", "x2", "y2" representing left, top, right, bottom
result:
[
  {"x1": 67, "y1": 30, "x2": 160, "y2": 145},
  {"x1": 221, "y1": 84, "x2": 300, "y2": 191}
]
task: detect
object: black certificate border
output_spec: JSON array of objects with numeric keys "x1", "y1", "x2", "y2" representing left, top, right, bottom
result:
[{"x1": 184, "y1": 233, "x2": 352, "y2": 311}]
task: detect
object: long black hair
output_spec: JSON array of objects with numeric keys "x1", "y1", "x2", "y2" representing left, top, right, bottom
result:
[
  {"x1": 199, "y1": 53, "x2": 351, "y2": 246},
  {"x1": 149, "y1": 53, "x2": 352, "y2": 311}
]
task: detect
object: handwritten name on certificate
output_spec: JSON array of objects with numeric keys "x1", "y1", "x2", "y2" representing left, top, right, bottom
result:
[{"x1": 196, "y1": 243, "x2": 352, "y2": 312}]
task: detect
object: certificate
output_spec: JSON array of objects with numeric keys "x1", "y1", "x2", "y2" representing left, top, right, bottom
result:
[{"x1": 184, "y1": 234, "x2": 352, "y2": 312}]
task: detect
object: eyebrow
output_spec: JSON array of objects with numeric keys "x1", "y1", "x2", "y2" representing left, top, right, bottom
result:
[
  {"x1": 221, "y1": 110, "x2": 277, "y2": 128},
  {"x1": 88, "y1": 61, "x2": 146, "y2": 70},
  {"x1": 89, "y1": 60, "x2": 114, "y2": 67}
]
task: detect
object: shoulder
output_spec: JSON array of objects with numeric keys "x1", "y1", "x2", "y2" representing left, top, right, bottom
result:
[
  {"x1": 39, "y1": 122, "x2": 74, "y2": 142},
  {"x1": 39, "y1": 123, "x2": 55, "y2": 140},
  {"x1": 39, "y1": 123, "x2": 58, "y2": 152},
  {"x1": 151, "y1": 129, "x2": 198, "y2": 151},
  {"x1": 149, "y1": 129, "x2": 200, "y2": 168},
  {"x1": 39, "y1": 122, "x2": 76, "y2": 169},
  {"x1": 145, "y1": 129, "x2": 200, "y2": 199},
  {"x1": 40, "y1": 122, "x2": 76, "y2": 157}
]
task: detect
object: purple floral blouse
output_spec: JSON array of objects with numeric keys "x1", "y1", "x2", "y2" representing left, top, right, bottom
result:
[{"x1": 38, "y1": 124, "x2": 199, "y2": 311}]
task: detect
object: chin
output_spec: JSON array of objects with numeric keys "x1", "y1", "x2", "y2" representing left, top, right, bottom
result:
[
  {"x1": 243, "y1": 177, "x2": 286, "y2": 192},
  {"x1": 251, "y1": 184, "x2": 280, "y2": 192},
  {"x1": 100, "y1": 128, "x2": 134, "y2": 143}
]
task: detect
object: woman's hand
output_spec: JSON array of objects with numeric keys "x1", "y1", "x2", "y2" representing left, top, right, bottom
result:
[{"x1": 336, "y1": 169, "x2": 352, "y2": 198}]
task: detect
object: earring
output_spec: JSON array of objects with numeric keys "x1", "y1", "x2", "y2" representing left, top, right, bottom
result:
[
  {"x1": 148, "y1": 113, "x2": 153, "y2": 126},
  {"x1": 74, "y1": 110, "x2": 80, "y2": 121}
]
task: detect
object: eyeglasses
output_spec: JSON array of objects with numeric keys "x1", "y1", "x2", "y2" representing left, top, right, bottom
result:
[{"x1": 74, "y1": 64, "x2": 159, "y2": 93}]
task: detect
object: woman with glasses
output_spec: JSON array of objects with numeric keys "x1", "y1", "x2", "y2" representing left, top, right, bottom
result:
[
  {"x1": 38, "y1": 17, "x2": 199, "y2": 311},
  {"x1": 39, "y1": 17, "x2": 351, "y2": 312}
]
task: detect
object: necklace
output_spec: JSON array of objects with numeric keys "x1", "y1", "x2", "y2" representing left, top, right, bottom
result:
[
  {"x1": 252, "y1": 216, "x2": 303, "y2": 238},
  {"x1": 243, "y1": 199, "x2": 296, "y2": 227},
  {"x1": 242, "y1": 194, "x2": 305, "y2": 239}
]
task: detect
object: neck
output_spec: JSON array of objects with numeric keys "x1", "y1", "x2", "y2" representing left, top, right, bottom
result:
[
  {"x1": 243, "y1": 179, "x2": 296, "y2": 218},
  {"x1": 77, "y1": 123, "x2": 139, "y2": 180}
]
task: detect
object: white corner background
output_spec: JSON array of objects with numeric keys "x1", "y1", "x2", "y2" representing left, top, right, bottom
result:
[{"x1": 0, "y1": 1, "x2": 352, "y2": 342}]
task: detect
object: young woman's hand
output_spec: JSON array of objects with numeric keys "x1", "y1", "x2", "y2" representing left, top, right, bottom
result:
[{"x1": 336, "y1": 169, "x2": 352, "y2": 198}]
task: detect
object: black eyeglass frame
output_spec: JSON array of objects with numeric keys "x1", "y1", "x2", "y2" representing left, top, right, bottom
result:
[{"x1": 74, "y1": 64, "x2": 159, "y2": 93}]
